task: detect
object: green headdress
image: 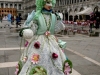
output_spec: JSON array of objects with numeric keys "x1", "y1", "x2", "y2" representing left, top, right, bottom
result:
[
  {"x1": 35, "y1": 0, "x2": 56, "y2": 11},
  {"x1": 34, "y1": 0, "x2": 56, "y2": 20}
]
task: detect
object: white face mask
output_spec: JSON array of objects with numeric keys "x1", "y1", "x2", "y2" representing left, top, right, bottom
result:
[{"x1": 45, "y1": 2, "x2": 52, "y2": 6}]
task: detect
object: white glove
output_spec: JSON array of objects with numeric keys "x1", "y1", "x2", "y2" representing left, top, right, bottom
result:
[{"x1": 23, "y1": 29, "x2": 33, "y2": 41}]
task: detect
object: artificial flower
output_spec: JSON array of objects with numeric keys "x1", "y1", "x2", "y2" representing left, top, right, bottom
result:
[
  {"x1": 24, "y1": 41, "x2": 29, "y2": 47},
  {"x1": 64, "y1": 66, "x2": 71, "y2": 75},
  {"x1": 65, "y1": 62, "x2": 69, "y2": 67},
  {"x1": 22, "y1": 56, "x2": 27, "y2": 62},
  {"x1": 15, "y1": 64, "x2": 19, "y2": 75},
  {"x1": 29, "y1": 66, "x2": 47, "y2": 75},
  {"x1": 45, "y1": 31, "x2": 50, "y2": 36},
  {"x1": 31, "y1": 54, "x2": 40, "y2": 64},
  {"x1": 52, "y1": 53, "x2": 58, "y2": 59},
  {"x1": 34, "y1": 41, "x2": 40, "y2": 49}
]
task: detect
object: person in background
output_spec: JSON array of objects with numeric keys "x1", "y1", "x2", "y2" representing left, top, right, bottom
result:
[
  {"x1": 16, "y1": 15, "x2": 22, "y2": 28},
  {"x1": 3, "y1": 15, "x2": 8, "y2": 21},
  {"x1": 11, "y1": 15, "x2": 14, "y2": 25},
  {"x1": 0, "y1": 15, "x2": 2, "y2": 23},
  {"x1": 89, "y1": 14, "x2": 94, "y2": 33}
]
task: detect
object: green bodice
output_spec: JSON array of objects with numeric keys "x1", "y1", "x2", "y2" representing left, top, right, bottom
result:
[{"x1": 36, "y1": 13, "x2": 57, "y2": 35}]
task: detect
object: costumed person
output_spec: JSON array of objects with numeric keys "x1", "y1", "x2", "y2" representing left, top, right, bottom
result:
[
  {"x1": 89, "y1": 13, "x2": 94, "y2": 33},
  {"x1": 16, "y1": 0, "x2": 72, "y2": 75}
]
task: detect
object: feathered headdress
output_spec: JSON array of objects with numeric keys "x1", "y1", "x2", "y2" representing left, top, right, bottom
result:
[{"x1": 35, "y1": 0, "x2": 56, "y2": 11}]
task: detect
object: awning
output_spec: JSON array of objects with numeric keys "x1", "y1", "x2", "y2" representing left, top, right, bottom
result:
[
  {"x1": 58, "y1": 13, "x2": 63, "y2": 19},
  {"x1": 76, "y1": 7, "x2": 93, "y2": 15},
  {"x1": 69, "y1": 12, "x2": 77, "y2": 16}
]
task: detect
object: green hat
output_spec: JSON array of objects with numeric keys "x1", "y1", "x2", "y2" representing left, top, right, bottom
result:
[
  {"x1": 35, "y1": 0, "x2": 56, "y2": 11},
  {"x1": 33, "y1": 0, "x2": 56, "y2": 20}
]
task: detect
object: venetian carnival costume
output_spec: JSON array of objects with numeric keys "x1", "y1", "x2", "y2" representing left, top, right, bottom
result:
[{"x1": 16, "y1": 0, "x2": 72, "y2": 75}]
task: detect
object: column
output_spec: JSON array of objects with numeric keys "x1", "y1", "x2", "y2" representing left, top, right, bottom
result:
[
  {"x1": 4, "y1": 3, "x2": 5, "y2": 8},
  {"x1": 13, "y1": 3, "x2": 14, "y2": 8},
  {"x1": 70, "y1": 0, "x2": 72, "y2": 4},
  {"x1": 59, "y1": 0, "x2": 60, "y2": 6},
  {"x1": 0, "y1": 3, "x2": 1, "y2": 8},
  {"x1": 8, "y1": 3, "x2": 10, "y2": 8},
  {"x1": 17, "y1": 4, "x2": 19, "y2": 10}
]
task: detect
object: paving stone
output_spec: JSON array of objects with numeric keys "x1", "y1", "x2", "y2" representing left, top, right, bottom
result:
[
  {"x1": 0, "y1": 50, "x2": 4, "y2": 55},
  {"x1": 5, "y1": 54, "x2": 20, "y2": 62},
  {"x1": 65, "y1": 50, "x2": 100, "y2": 75},
  {"x1": 4, "y1": 50, "x2": 21, "y2": 62},
  {"x1": 0, "y1": 68, "x2": 8, "y2": 75},
  {"x1": 4, "y1": 50, "x2": 21, "y2": 56},
  {"x1": 8, "y1": 67, "x2": 16, "y2": 75},
  {"x1": 0, "y1": 55, "x2": 5, "y2": 63}
]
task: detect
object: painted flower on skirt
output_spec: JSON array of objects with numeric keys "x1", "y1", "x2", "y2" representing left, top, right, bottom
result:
[
  {"x1": 31, "y1": 54, "x2": 40, "y2": 64},
  {"x1": 29, "y1": 66, "x2": 47, "y2": 75},
  {"x1": 34, "y1": 41, "x2": 40, "y2": 49},
  {"x1": 15, "y1": 64, "x2": 19, "y2": 75},
  {"x1": 64, "y1": 62, "x2": 71, "y2": 75},
  {"x1": 22, "y1": 56, "x2": 28, "y2": 62},
  {"x1": 64, "y1": 66, "x2": 71, "y2": 75},
  {"x1": 52, "y1": 53, "x2": 58, "y2": 59},
  {"x1": 45, "y1": 31, "x2": 50, "y2": 36}
]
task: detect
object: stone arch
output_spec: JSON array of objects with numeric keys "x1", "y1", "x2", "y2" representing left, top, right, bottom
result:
[
  {"x1": 94, "y1": 6, "x2": 99, "y2": 13},
  {"x1": 74, "y1": 15, "x2": 78, "y2": 22},
  {"x1": 80, "y1": 7, "x2": 84, "y2": 11},
  {"x1": 69, "y1": 8, "x2": 72, "y2": 13},
  {"x1": 69, "y1": 15, "x2": 73, "y2": 21},
  {"x1": 74, "y1": 8, "x2": 78, "y2": 12},
  {"x1": 65, "y1": 10, "x2": 68, "y2": 13},
  {"x1": 65, "y1": 10, "x2": 68, "y2": 20},
  {"x1": 58, "y1": 10, "x2": 60, "y2": 13}
]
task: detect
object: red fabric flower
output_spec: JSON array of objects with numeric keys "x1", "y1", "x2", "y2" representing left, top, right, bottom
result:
[
  {"x1": 24, "y1": 41, "x2": 29, "y2": 47},
  {"x1": 52, "y1": 53, "x2": 58, "y2": 59},
  {"x1": 34, "y1": 41, "x2": 40, "y2": 49}
]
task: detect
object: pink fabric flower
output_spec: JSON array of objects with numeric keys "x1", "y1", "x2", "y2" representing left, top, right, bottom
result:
[
  {"x1": 24, "y1": 41, "x2": 29, "y2": 47},
  {"x1": 15, "y1": 68, "x2": 19, "y2": 75},
  {"x1": 64, "y1": 64, "x2": 71, "y2": 75},
  {"x1": 62, "y1": 49, "x2": 64, "y2": 52},
  {"x1": 34, "y1": 41, "x2": 40, "y2": 49},
  {"x1": 15, "y1": 64, "x2": 19, "y2": 75},
  {"x1": 45, "y1": 31, "x2": 50, "y2": 36},
  {"x1": 52, "y1": 53, "x2": 58, "y2": 59},
  {"x1": 31, "y1": 54, "x2": 40, "y2": 64},
  {"x1": 65, "y1": 62, "x2": 69, "y2": 67}
]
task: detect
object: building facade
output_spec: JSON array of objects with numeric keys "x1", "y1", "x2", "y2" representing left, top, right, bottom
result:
[
  {"x1": 0, "y1": 0, "x2": 23, "y2": 17},
  {"x1": 22, "y1": 0, "x2": 100, "y2": 20},
  {"x1": 54, "y1": 0, "x2": 100, "y2": 21},
  {"x1": 22, "y1": 0, "x2": 36, "y2": 19}
]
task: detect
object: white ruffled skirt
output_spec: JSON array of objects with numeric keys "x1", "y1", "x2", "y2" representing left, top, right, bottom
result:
[{"x1": 18, "y1": 35, "x2": 66, "y2": 75}]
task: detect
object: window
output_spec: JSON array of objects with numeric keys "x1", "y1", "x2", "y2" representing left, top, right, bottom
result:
[
  {"x1": 14, "y1": 4, "x2": 17, "y2": 8},
  {"x1": 19, "y1": 4, "x2": 21, "y2": 10},
  {"x1": 5, "y1": 3, "x2": 8, "y2": 8},
  {"x1": 1, "y1": 3, "x2": 3, "y2": 8},
  {"x1": 10, "y1": 4, "x2": 12, "y2": 8}
]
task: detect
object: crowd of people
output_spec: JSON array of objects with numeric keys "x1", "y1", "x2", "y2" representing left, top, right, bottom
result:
[{"x1": 0, "y1": 14, "x2": 22, "y2": 28}]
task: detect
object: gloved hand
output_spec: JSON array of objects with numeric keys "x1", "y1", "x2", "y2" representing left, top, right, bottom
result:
[{"x1": 19, "y1": 27, "x2": 30, "y2": 37}]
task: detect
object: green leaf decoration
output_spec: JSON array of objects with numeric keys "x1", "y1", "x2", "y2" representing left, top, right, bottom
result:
[
  {"x1": 18, "y1": 60, "x2": 23, "y2": 74},
  {"x1": 63, "y1": 59, "x2": 73, "y2": 73},
  {"x1": 29, "y1": 66, "x2": 47, "y2": 75}
]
